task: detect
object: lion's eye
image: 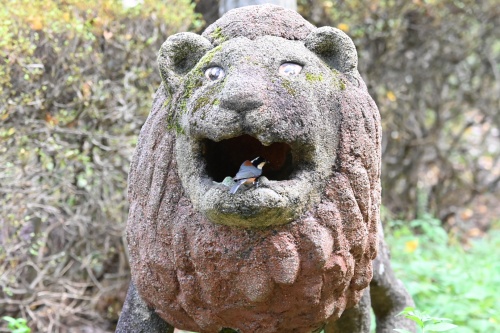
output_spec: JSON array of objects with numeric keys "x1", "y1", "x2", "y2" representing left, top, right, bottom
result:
[
  {"x1": 205, "y1": 67, "x2": 225, "y2": 81},
  {"x1": 279, "y1": 63, "x2": 303, "y2": 76}
]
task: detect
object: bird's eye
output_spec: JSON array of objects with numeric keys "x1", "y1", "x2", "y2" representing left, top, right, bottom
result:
[
  {"x1": 205, "y1": 67, "x2": 225, "y2": 81},
  {"x1": 279, "y1": 62, "x2": 303, "y2": 76}
]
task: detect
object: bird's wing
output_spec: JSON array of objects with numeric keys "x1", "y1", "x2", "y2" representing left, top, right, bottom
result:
[
  {"x1": 229, "y1": 178, "x2": 256, "y2": 194},
  {"x1": 234, "y1": 166, "x2": 262, "y2": 180}
]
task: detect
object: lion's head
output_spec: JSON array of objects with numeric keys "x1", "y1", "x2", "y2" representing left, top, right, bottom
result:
[{"x1": 126, "y1": 5, "x2": 380, "y2": 333}]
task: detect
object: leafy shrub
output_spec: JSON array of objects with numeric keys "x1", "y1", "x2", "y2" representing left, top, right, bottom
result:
[
  {"x1": 2, "y1": 316, "x2": 31, "y2": 333},
  {"x1": 386, "y1": 215, "x2": 500, "y2": 332},
  {"x1": 0, "y1": 1, "x2": 201, "y2": 331},
  {"x1": 300, "y1": 0, "x2": 500, "y2": 222},
  {"x1": 394, "y1": 307, "x2": 457, "y2": 333}
]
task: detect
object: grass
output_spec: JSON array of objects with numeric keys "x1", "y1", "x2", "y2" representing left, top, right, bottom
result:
[{"x1": 386, "y1": 214, "x2": 500, "y2": 333}]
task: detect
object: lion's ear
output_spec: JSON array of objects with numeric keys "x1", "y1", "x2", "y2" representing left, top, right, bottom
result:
[
  {"x1": 305, "y1": 27, "x2": 360, "y2": 84},
  {"x1": 158, "y1": 32, "x2": 212, "y2": 94}
]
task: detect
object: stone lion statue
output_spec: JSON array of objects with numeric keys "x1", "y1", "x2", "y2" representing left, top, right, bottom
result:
[{"x1": 116, "y1": 5, "x2": 415, "y2": 333}]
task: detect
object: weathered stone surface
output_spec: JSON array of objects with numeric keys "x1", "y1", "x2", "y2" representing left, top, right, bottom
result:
[
  {"x1": 124, "y1": 4, "x2": 384, "y2": 333},
  {"x1": 116, "y1": 282, "x2": 174, "y2": 333},
  {"x1": 203, "y1": 4, "x2": 314, "y2": 46}
]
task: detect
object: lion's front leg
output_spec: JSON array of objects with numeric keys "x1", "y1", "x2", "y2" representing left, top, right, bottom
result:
[
  {"x1": 323, "y1": 288, "x2": 371, "y2": 333},
  {"x1": 116, "y1": 282, "x2": 174, "y2": 333},
  {"x1": 369, "y1": 225, "x2": 416, "y2": 333}
]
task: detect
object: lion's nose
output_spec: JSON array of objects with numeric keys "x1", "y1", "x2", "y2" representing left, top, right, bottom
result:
[{"x1": 220, "y1": 74, "x2": 264, "y2": 112}]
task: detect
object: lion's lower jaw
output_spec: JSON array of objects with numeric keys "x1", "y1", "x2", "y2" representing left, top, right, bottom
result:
[
  {"x1": 130, "y1": 205, "x2": 372, "y2": 333},
  {"x1": 199, "y1": 174, "x2": 323, "y2": 228}
]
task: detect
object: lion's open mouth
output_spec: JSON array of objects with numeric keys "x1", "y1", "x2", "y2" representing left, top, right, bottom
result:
[
  {"x1": 176, "y1": 132, "x2": 325, "y2": 227},
  {"x1": 201, "y1": 134, "x2": 298, "y2": 182}
]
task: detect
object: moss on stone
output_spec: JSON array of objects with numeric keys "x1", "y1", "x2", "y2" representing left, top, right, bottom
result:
[
  {"x1": 210, "y1": 26, "x2": 227, "y2": 43},
  {"x1": 219, "y1": 328, "x2": 239, "y2": 333},
  {"x1": 181, "y1": 78, "x2": 203, "y2": 111},
  {"x1": 305, "y1": 73, "x2": 323, "y2": 82},
  {"x1": 281, "y1": 79, "x2": 297, "y2": 96},
  {"x1": 162, "y1": 97, "x2": 171, "y2": 108},
  {"x1": 165, "y1": 75, "x2": 201, "y2": 134},
  {"x1": 171, "y1": 43, "x2": 199, "y2": 66},
  {"x1": 166, "y1": 112, "x2": 184, "y2": 135},
  {"x1": 165, "y1": 43, "x2": 229, "y2": 133},
  {"x1": 194, "y1": 45, "x2": 223, "y2": 72},
  {"x1": 193, "y1": 95, "x2": 212, "y2": 113}
]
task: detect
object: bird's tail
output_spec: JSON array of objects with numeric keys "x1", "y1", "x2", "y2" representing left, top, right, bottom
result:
[{"x1": 229, "y1": 179, "x2": 245, "y2": 194}]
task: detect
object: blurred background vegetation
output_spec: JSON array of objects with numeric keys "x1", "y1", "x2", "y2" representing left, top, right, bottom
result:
[{"x1": 0, "y1": 0, "x2": 498, "y2": 332}]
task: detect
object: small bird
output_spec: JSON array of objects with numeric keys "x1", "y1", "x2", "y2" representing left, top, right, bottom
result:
[{"x1": 229, "y1": 156, "x2": 268, "y2": 194}]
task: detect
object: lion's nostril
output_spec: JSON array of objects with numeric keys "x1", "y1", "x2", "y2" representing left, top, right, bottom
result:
[
  {"x1": 220, "y1": 74, "x2": 265, "y2": 112},
  {"x1": 220, "y1": 90, "x2": 263, "y2": 112},
  {"x1": 202, "y1": 135, "x2": 293, "y2": 182}
]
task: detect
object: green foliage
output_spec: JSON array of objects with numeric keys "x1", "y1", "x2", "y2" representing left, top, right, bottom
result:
[
  {"x1": 394, "y1": 307, "x2": 457, "y2": 333},
  {"x1": 2, "y1": 316, "x2": 31, "y2": 333},
  {"x1": 0, "y1": 0, "x2": 201, "y2": 331},
  {"x1": 300, "y1": 0, "x2": 500, "y2": 221},
  {"x1": 387, "y1": 216, "x2": 500, "y2": 332}
]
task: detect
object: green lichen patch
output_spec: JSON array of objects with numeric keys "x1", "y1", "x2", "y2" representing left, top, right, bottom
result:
[
  {"x1": 166, "y1": 112, "x2": 185, "y2": 135},
  {"x1": 194, "y1": 45, "x2": 223, "y2": 71},
  {"x1": 166, "y1": 45, "x2": 225, "y2": 133},
  {"x1": 180, "y1": 77, "x2": 203, "y2": 111},
  {"x1": 193, "y1": 95, "x2": 212, "y2": 113},
  {"x1": 281, "y1": 79, "x2": 297, "y2": 97},
  {"x1": 165, "y1": 76, "x2": 201, "y2": 134},
  {"x1": 305, "y1": 73, "x2": 324, "y2": 82},
  {"x1": 162, "y1": 97, "x2": 171, "y2": 108},
  {"x1": 210, "y1": 26, "x2": 227, "y2": 44},
  {"x1": 171, "y1": 43, "x2": 200, "y2": 67},
  {"x1": 192, "y1": 83, "x2": 224, "y2": 115}
]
